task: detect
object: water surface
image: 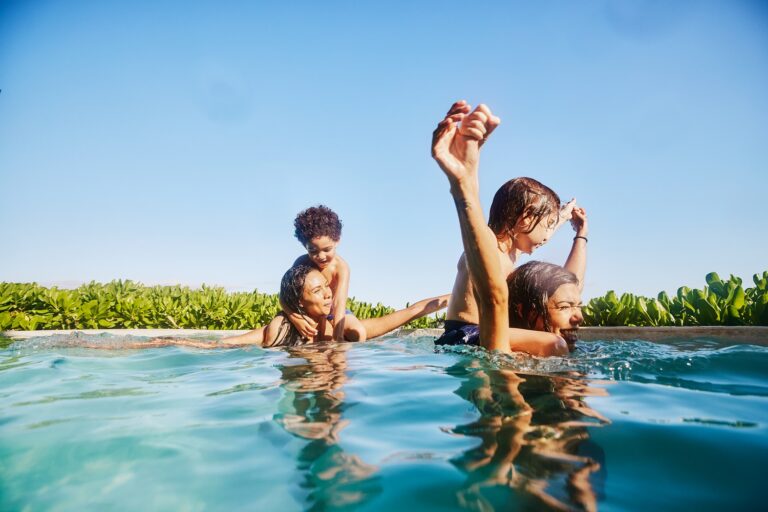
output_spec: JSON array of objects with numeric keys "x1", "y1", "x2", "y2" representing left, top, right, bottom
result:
[{"x1": 1, "y1": 334, "x2": 765, "y2": 511}]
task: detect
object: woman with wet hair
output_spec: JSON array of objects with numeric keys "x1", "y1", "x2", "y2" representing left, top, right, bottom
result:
[
  {"x1": 432, "y1": 101, "x2": 586, "y2": 355},
  {"x1": 507, "y1": 261, "x2": 583, "y2": 350},
  {"x1": 220, "y1": 264, "x2": 449, "y2": 347},
  {"x1": 109, "y1": 266, "x2": 446, "y2": 350}
]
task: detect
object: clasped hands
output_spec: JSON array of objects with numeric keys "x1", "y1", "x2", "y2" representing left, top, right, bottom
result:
[{"x1": 431, "y1": 100, "x2": 501, "y2": 185}]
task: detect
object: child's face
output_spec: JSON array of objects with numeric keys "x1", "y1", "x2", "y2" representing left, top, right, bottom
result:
[
  {"x1": 305, "y1": 236, "x2": 338, "y2": 270},
  {"x1": 515, "y1": 212, "x2": 557, "y2": 254}
]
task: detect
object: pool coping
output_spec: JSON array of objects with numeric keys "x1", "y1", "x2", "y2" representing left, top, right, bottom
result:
[
  {"x1": 2, "y1": 326, "x2": 767, "y2": 346},
  {"x1": 404, "y1": 326, "x2": 768, "y2": 345}
]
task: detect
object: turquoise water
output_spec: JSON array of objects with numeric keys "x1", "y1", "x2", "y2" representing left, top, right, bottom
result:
[{"x1": 1, "y1": 334, "x2": 765, "y2": 511}]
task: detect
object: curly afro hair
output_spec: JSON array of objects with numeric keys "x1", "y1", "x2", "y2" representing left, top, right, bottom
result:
[{"x1": 293, "y1": 205, "x2": 343, "y2": 246}]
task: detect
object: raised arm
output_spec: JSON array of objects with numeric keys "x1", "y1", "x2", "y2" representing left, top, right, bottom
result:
[
  {"x1": 432, "y1": 101, "x2": 509, "y2": 352},
  {"x1": 563, "y1": 206, "x2": 588, "y2": 291}
]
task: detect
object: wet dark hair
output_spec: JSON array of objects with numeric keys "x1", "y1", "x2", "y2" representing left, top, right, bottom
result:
[
  {"x1": 507, "y1": 261, "x2": 578, "y2": 333},
  {"x1": 279, "y1": 264, "x2": 317, "y2": 316},
  {"x1": 272, "y1": 264, "x2": 319, "y2": 346},
  {"x1": 294, "y1": 205, "x2": 343, "y2": 246},
  {"x1": 488, "y1": 177, "x2": 560, "y2": 240}
]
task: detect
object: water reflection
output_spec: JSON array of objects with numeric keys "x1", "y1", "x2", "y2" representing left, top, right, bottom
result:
[
  {"x1": 273, "y1": 345, "x2": 381, "y2": 510},
  {"x1": 447, "y1": 360, "x2": 609, "y2": 511}
]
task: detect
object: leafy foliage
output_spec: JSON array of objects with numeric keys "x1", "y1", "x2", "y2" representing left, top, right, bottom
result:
[
  {"x1": 5, "y1": 271, "x2": 763, "y2": 332},
  {"x1": 583, "y1": 271, "x2": 768, "y2": 326},
  {"x1": 0, "y1": 281, "x2": 444, "y2": 331}
]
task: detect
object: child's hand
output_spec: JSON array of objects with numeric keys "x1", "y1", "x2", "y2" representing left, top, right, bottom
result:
[
  {"x1": 431, "y1": 101, "x2": 500, "y2": 186},
  {"x1": 570, "y1": 206, "x2": 588, "y2": 238},
  {"x1": 556, "y1": 199, "x2": 577, "y2": 230},
  {"x1": 287, "y1": 312, "x2": 318, "y2": 340}
]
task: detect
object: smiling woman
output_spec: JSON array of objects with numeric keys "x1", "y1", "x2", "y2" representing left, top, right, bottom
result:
[
  {"x1": 87, "y1": 265, "x2": 446, "y2": 350},
  {"x1": 209, "y1": 264, "x2": 448, "y2": 347},
  {"x1": 507, "y1": 261, "x2": 584, "y2": 349}
]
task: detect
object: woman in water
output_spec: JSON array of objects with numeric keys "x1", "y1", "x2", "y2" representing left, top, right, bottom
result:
[
  {"x1": 219, "y1": 264, "x2": 449, "y2": 347},
  {"x1": 431, "y1": 101, "x2": 585, "y2": 355},
  {"x1": 121, "y1": 265, "x2": 447, "y2": 349}
]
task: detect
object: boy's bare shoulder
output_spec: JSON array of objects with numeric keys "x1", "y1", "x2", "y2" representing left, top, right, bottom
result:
[
  {"x1": 334, "y1": 254, "x2": 349, "y2": 270},
  {"x1": 324, "y1": 255, "x2": 349, "y2": 279}
]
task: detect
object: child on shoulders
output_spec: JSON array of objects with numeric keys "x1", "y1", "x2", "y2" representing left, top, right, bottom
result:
[
  {"x1": 435, "y1": 102, "x2": 588, "y2": 353},
  {"x1": 287, "y1": 205, "x2": 367, "y2": 341}
]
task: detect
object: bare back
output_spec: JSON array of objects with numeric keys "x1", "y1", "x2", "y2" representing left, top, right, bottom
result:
[{"x1": 446, "y1": 250, "x2": 516, "y2": 324}]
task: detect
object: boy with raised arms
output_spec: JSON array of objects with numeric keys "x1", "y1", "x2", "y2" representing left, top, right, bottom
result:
[{"x1": 434, "y1": 101, "x2": 588, "y2": 355}]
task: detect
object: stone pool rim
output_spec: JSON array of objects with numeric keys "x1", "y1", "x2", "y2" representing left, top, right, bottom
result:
[{"x1": 2, "y1": 326, "x2": 767, "y2": 346}]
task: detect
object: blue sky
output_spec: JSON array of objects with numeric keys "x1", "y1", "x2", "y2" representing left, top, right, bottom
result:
[{"x1": 1, "y1": 0, "x2": 767, "y2": 308}]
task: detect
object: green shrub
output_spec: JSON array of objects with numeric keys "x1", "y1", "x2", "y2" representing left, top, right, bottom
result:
[
  {"x1": 582, "y1": 271, "x2": 768, "y2": 327},
  {"x1": 0, "y1": 281, "x2": 444, "y2": 331},
  {"x1": 6, "y1": 271, "x2": 762, "y2": 331}
]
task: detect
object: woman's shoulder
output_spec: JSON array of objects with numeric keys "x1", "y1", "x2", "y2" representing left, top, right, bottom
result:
[{"x1": 264, "y1": 313, "x2": 297, "y2": 347}]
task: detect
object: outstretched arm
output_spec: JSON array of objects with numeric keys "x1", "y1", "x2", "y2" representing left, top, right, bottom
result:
[
  {"x1": 219, "y1": 325, "x2": 267, "y2": 346},
  {"x1": 220, "y1": 314, "x2": 292, "y2": 347},
  {"x1": 432, "y1": 101, "x2": 509, "y2": 352},
  {"x1": 80, "y1": 337, "x2": 220, "y2": 350},
  {"x1": 361, "y1": 294, "x2": 450, "y2": 339},
  {"x1": 563, "y1": 206, "x2": 588, "y2": 291}
]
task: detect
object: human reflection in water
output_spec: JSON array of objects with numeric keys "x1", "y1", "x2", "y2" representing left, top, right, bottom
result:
[
  {"x1": 446, "y1": 360, "x2": 609, "y2": 512},
  {"x1": 274, "y1": 344, "x2": 381, "y2": 510}
]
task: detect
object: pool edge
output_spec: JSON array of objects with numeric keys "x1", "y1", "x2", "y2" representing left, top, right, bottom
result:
[{"x1": 2, "y1": 326, "x2": 767, "y2": 345}]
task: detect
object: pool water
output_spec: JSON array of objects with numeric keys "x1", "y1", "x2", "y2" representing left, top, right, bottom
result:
[{"x1": 1, "y1": 334, "x2": 765, "y2": 511}]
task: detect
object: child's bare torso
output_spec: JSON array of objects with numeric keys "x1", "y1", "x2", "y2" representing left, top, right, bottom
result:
[
  {"x1": 446, "y1": 250, "x2": 516, "y2": 324},
  {"x1": 294, "y1": 254, "x2": 341, "y2": 292}
]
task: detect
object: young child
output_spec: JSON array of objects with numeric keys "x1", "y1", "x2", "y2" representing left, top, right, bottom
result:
[
  {"x1": 285, "y1": 205, "x2": 368, "y2": 341},
  {"x1": 435, "y1": 101, "x2": 588, "y2": 352}
]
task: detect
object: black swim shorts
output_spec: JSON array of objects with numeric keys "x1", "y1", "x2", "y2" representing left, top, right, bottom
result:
[{"x1": 434, "y1": 320, "x2": 480, "y2": 346}]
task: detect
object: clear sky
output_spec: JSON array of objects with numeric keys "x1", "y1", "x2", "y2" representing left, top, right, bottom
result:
[{"x1": 1, "y1": 0, "x2": 767, "y2": 308}]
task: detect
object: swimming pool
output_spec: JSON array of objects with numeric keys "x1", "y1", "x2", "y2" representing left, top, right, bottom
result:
[{"x1": 1, "y1": 333, "x2": 765, "y2": 511}]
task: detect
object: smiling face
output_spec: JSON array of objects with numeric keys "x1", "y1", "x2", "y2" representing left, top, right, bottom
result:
[
  {"x1": 514, "y1": 211, "x2": 558, "y2": 254},
  {"x1": 541, "y1": 282, "x2": 584, "y2": 347},
  {"x1": 305, "y1": 236, "x2": 338, "y2": 270},
  {"x1": 299, "y1": 269, "x2": 333, "y2": 319}
]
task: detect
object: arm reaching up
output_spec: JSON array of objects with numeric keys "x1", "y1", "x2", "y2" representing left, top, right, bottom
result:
[
  {"x1": 431, "y1": 102, "x2": 509, "y2": 352},
  {"x1": 564, "y1": 206, "x2": 588, "y2": 291}
]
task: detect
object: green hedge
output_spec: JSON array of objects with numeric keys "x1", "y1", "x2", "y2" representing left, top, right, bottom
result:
[
  {"x1": 3, "y1": 271, "x2": 766, "y2": 332},
  {"x1": 0, "y1": 281, "x2": 444, "y2": 331},
  {"x1": 583, "y1": 271, "x2": 768, "y2": 326}
]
